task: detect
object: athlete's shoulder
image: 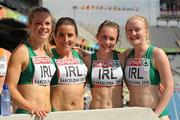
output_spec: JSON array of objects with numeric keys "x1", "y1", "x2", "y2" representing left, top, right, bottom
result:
[
  {"x1": 153, "y1": 47, "x2": 169, "y2": 66},
  {"x1": 72, "y1": 47, "x2": 89, "y2": 58},
  {"x1": 10, "y1": 43, "x2": 29, "y2": 61},
  {"x1": 153, "y1": 47, "x2": 166, "y2": 57}
]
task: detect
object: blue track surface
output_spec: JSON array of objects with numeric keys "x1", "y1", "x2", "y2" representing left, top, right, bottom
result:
[{"x1": 168, "y1": 92, "x2": 180, "y2": 120}]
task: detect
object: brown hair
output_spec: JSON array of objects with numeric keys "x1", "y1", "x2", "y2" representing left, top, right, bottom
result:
[
  {"x1": 54, "y1": 17, "x2": 78, "y2": 36},
  {"x1": 28, "y1": 6, "x2": 53, "y2": 56},
  {"x1": 96, "y1": 20, "x2": 120, "y2": 43}
]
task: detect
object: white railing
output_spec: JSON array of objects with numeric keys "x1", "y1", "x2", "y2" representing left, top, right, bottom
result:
[{"x1": 0, "y1": 107, "x2": 160, "y2": 120}]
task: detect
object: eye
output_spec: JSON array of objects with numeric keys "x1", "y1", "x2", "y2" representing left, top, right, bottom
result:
[
  {"x1": 35, "y1": 22, "x2": 41, "y2": 25},
  {"x1": 101, "y1": 35, "x2": 107, "y2": 40},
  {"x1": 45, "y1": 22, "x2": 51, "y2": 26},
  {"x1": 109, "y1": 37, "x2": 115, "y2": 41},
  {"x1": 67, "y1": 33, "x2": 74, "y2": 38},
  {"x1": 135, "y1": 28, "x2": 140, "y2": 32},
  {"x1": 57, "y1": 32, "x2": 64, "y2": 37},
  {"x1": 127, "y1": 29, "x2": 132, "y2": 32}
]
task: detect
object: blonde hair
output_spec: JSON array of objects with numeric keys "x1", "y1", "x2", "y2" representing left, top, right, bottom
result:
[
  {"x1": 28, "y1": 6, "x2": 53, "y2": 57},
  {"x1": 125, "y1": 15, "x2": 150, "y2": 44}
]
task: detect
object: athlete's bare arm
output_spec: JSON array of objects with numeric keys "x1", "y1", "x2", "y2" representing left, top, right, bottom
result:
[{"x1": 153, "y1": 48, "x2": 174, "y2": 116}]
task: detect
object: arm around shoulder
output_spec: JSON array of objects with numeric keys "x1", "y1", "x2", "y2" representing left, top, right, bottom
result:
[
  {"x1": 120, "y1": 49, "x2": 131, "y2": 68},
  {"x1": 73, "y1": 47, "x2": 91, "y2": 70}
]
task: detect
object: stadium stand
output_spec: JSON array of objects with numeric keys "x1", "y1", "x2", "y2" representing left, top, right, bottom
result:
[
  {"x1": 150, "y1": 26, "x2": 180, "y2": 48},
  {"x1": 77, "y1": 25, "x2": 180, "y2": 52}
]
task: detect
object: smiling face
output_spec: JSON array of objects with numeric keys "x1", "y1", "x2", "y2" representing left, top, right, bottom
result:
[
  {"x1": 54, "y1": 24, "x2": 77, "y2": 51},
  {"x1": 28, "y1": 11, "x2": 52, "y2": 42},
  {"x1": 97, "y1": 26, "x2": 118, "y2": 52},
  {"x1": 54, "y1": 17, "x2": 78, "y2": 52},
  {"x1": 126, "y1": 17, "x2": 149, "y2": 47}
]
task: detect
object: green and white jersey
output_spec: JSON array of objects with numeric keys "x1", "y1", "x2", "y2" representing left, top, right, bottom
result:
[
  {"x1": 51, "y1": 49, "x2": 88, "y2": 85},
  {"x1": 18, "y1": 43, "x2": 56, "y2": 85},
  {"x1": 124, "y1": 45, "x2": 161, "y2": 86},
  {"x1": 88, "y1": 51, "x2": 123, "y2": 87}
]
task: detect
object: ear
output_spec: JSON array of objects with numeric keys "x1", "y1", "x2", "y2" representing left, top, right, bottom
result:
[
  {"x1": 26, "y1": 24, "x2": 31, "y2": 34},
  {"x1": 27, "y1": 24, "x2": 31, "y2": 30}
]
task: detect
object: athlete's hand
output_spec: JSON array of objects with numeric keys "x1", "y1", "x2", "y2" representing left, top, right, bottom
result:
[
  {"x1": 158, "y1": 83, "x2": 164, "y2": 96},
  {"x1": 31, "y1": 107, "x2": 49, "y2": 119}
]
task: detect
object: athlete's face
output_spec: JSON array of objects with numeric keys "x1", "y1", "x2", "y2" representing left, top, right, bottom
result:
[
  {"x1": 126, "y1": 19, "x2": 148, "y2": 47},
  {"x1": 55, "y1": 24, "x2": 77, "y2": 51},
  {"x1": 97, "y1": 26, "x2": 118, "y2": 52},
  {"x1": 28, "y1": 12, "x2": 52, "y2": 41}
]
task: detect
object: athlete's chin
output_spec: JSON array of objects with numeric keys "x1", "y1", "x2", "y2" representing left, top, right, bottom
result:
[
  {"x1": 63, "y1": 47, "x2": 72, "y2": 51},
  {"x1": 103, "y1": 50, "x2": 112, "y2": 53},
  {"x1": 39, "y1": 35, "x2": 50, "y2": 39},
  {"x1": 102, "y1": 48, "x2": 113, "y2": 52},
  {"x1": 130, "y1": 41, "x2": 141, "y2": 46}
]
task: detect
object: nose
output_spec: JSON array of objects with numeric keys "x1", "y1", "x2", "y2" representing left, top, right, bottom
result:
[
  {"x1": 104, "y1": 38, "x2": 111, "y2": 45},
  {"x1": 64, "y1": 35, "x2": 69, "y2": 42},
  {"x1": 40, "y1": 23, "x2": 46, "y2": 30},
  {"x1": 106, "y1": 39, "x2": 111, "y2": 44},
  {"x1": 132, "y1": 30, "x2": 136, "y2": 35}
]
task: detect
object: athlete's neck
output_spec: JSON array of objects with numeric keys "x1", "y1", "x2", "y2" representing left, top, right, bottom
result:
[
  {"x1": 28, "y1": 38, "x2": 45, "y2": 50},
  {"x1": 55, "y1": 48, "x2": 73, "y2": 58},
  {"x1": 97, "y1": 50, "x2": 113, "y2": 60},
  {"x1": 134, "y1": 44, "x2": 150, "y2": 58}
]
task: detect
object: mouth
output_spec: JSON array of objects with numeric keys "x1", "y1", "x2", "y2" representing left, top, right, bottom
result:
[
  {"x1": 130, "y1": 36, "x2": 139, "y2": 41},
  {"x1": 102, "y1": 44, "x2": 112, "y2": 50},
  {"x1": 62, "y1": 41, "x2": 73, "y2": 47},
  {"x1": 38, "y1": 31, "x2": 49, "y2": 36}
]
